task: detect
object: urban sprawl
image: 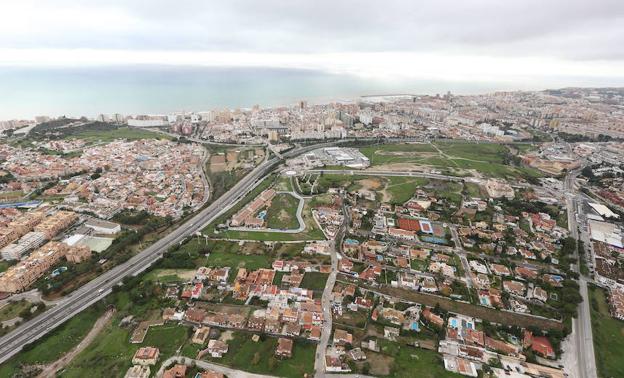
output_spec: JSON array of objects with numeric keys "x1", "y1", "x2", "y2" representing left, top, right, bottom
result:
[{"x1": 0, "y1": 87, "x2": 623, "y2": 378}]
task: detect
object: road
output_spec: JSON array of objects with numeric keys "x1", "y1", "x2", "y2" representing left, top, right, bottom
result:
[
  {"x1": 314, "y1": 196, "x2": 347, "y2": 377},
  {"x1": 563, "y1": 168, "x2": 597, "y2": 378},
  {"x1": 0, "y1": 141, "x2": 342, "y2": 365},
  {"x1": 227, "y1": 190, "x2": 306, "y2": 234}
]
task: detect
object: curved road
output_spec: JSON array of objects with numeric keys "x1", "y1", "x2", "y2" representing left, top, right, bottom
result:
[
  {"x1": 0, "y1": 141, "x2": 342, "y2": 365},
  {"x1": 227, "y1": 190, "x2": 306, "y2": 234}
]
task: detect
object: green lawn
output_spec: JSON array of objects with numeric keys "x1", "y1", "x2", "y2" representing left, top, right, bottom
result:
[
  {"x1": 61, "y1": 323, "x2": 189, "y2": 378},
  {"x1": 426, "y1": 180, "x2": 463, "y2": 205},
  {"x1": 589, "y1": 285, "x2": 624, "y2": 378},
  {"x1": 366, "y1": 339, "x2": 461, "y2": 377},
  {"x1": 165, "y1": 239, "x2": 273, "y2": 271},
  {"x1": 196, "y1": 332, "x2": 315, "y2": 378},
  {"x1": 0, "y1": 260, "x2": 13, "y2": 273},
  {"x1": 0, "y1": 300, "x2": 32, "y2": 323},
  {"x1": 389, "y1": 345, "x2": 461, "y2": 378},
  {"x1": 0, "y1": 307, "x2": 101, "y2": 377},
  {"x1": 300, "y1": 272, "x2": 329, "y2": 291},
  {"x1": 464, "y1": 182, "x2": 485, "y2": 198},
  {"x1": 205, "y1": 250, "x2": 272, "y2": 271},
  {"x1": 384, "y1": 177, "x2": 429, "y2": 205},
  {"x1": 266, "y1": 193, "x2": 301, "y2": 230},
  {"x1": 316, "y1": 174, "x2": 366, "y2": 193},
  {"x1": 360, "y1": 142, "x2": 543, "y2": 180}
]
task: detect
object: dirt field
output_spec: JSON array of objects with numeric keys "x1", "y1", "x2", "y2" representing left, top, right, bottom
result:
[
  {"x1": 37, "y1": 308, "x2": 115, "y2": 378},
  {"x1": 365, "y1": 351, "x2": 393, "y2": 376},
  {"x1": 226, "y1": 151, "x2": 239, "y2": 169},
  {"x1": 357, "y1": 178, "x2": 383, "y2": 191},
  {"x1": 220, "y1": 330, "x2": 235, "y2": 342},
  {"x1": 209, "y1": 155, "x2": 227, "y2": 172},
  {"x1": 154, "y1": 269, "x2": 196, "y2": 281}
]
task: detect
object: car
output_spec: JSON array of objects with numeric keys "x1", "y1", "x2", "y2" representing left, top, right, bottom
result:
[{"x1": 98, "y1": 288, "x2": 105, "y2": 294}]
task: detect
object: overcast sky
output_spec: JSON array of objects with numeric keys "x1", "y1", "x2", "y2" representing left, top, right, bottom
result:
[{"x1": 1, "y1": 0, "x2": 624, "y2": 82}]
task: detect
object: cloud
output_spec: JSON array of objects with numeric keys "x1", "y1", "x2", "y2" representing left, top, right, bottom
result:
[
  {"x1": 0, "y1": 0, "x2": 623, "y2": 82},
  {"x1": 0, "y1": 0, "x2": 622, "y2": 57}
]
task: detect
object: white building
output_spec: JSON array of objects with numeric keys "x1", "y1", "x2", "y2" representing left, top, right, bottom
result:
[{"x1": 85, "y1": 219, "x2": 121, "y2": 234}]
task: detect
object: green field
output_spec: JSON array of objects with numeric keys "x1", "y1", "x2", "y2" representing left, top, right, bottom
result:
[
  {"x1": 359, "y1": 142, "x2": 543, "y2": 180},
  {"x1": 426, "y1": 180, "x2": 463, "y2": 205},
  {"x1": 61, "y1": 323, "x2": 189, "y2": 377},
  {"x1": 0, "y1": 261, "x2": 13, "y2": 273},
  {"x1": 266, "y1": 193, "x2": 301, "y2": 230},
  {"x1": 387, "y1": 344, "x2": 461, "y2": 378},
  {"x1": 142, "y1": 269, "x2": 196, "y2": 284},
  {"x1": 64, "y1": 126, "x2": 166, "y2": 142},
  {"x1": 384, "y1": 177, "x2": 429, "y2": 204},
  {"x1": 300, "y1": 272, "x2": 329, "y2": 291},
  {"x1": 464, "y1": 182, "x2": 485, "y2": 198},
  {"x1": 216, "y1": 202, "x2": 325, "y2": 242},
  {"x1": 186, "y1": 331, "x2": 315, "y2": 378},
  {"x1": 0, "y1": 307, "x2": 101, "y2": 377},
  {"x1": 589, "y1": 285, "x2": 624, "y2": 378},
  {"x1": 205, "y1": 250, "x2": 272, "y2": 271},
  {"x1": 316, "y1": 174, "x2": 429, "y2": 204},
  {"x1": 0, "y1": 300, "x2": 32, "y2": 323}
]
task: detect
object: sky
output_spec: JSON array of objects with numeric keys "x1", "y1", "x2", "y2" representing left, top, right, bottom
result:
[{"x1": 1, "y1": 0, "x2": 624, "y2": 118}]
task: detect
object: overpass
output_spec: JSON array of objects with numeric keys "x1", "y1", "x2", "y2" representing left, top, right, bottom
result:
[{"x1": 0, "y1": 141, "x2": 342, "y2": 365}]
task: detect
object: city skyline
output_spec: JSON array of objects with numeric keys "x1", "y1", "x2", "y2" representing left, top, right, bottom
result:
[{"x1": 1, "y1": 0, "x2": 624, "y2": 119}]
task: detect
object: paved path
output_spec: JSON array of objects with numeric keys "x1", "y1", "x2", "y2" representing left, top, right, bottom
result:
[
  {"x1": 314, "y1": 197, "x2": 346, "y2": 377},
  {"x1": 0, "y1": 289, "x2": 60, "y2": 307},
  {"x1": 36, "y1": 308, "x2": 115, "y2": 378}
]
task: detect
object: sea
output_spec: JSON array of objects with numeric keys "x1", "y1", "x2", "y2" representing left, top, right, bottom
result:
[{"x1": 0, "y1": 65, "x2": 614, "y2": 120}]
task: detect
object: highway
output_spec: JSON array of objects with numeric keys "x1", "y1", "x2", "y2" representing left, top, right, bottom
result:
[
  {"x1": 563, "y1": 168, "x2": 597, "y2": 378},
  {"x1": 0, "y1": 141, "x2": 340, "y2": 365}
]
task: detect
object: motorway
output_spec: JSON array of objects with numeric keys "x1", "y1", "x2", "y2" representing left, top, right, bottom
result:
[
  {"x1": 563, "y1": 169, "x2": 597, "y2": 378},
  {"x1": 0, "y1": 141, "x2": 341, "y2": 365}
]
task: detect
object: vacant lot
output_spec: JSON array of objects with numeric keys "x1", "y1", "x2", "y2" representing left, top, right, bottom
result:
[
  {"x1": 0, "y1": 307, "x2": 101, "y2": 377},
  {"x1": 0, "y1": 300, "x2": 31, "y2": 323},
  {"x1": 360, "y1": 142, "x2": 543, "y2": 180},
  {"x1": 300, "y1": 272, "x2": 329, "y2": 292},
  {"x1": 589, "y1": 285, "x2": 624, "y2": 378},
  {"x1": 65, "y1": 127, "x2": 164, "y2": 142},
  {"x1": 205, "y1": 249, "x2": 272, "y2": 271},
  {"x1": 316, "y1": 174, "x2": 429, "y2": 205},
  {"x1": 218, "y1": 202, "x2": 325, "y2": 242},
  {"x1": 192, "y1": 331, "x2": 315, "y2": 378},
  {"x1": 142, "y1": 268, "x2": 196, "y2": 283},
  {"x1": 61, "y1": 323, "x2": 189, "y2": 377},
  {"x1": 382, "y1": 177, "x2": 429, "y2": 204},
  {"x1": 266, "y1": 193, "x2": 300, "y2": 230}
]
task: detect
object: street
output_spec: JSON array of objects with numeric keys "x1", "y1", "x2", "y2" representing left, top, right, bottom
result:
[{"x1": 0, "y1": 141, "x2": 342, "y2": 365}]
